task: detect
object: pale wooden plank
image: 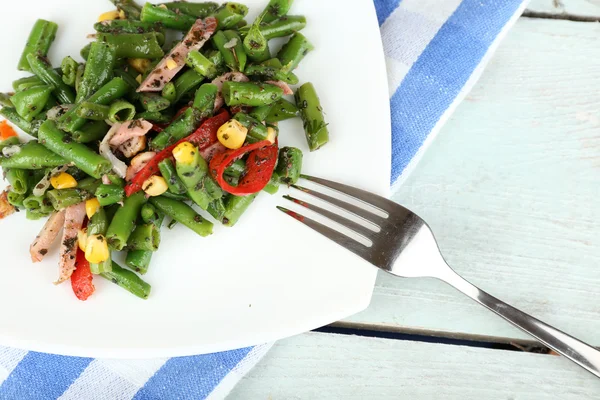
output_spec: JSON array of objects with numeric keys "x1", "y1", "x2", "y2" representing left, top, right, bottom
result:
[
  {"x1": 527, "y1": 0, "x2": 600, "y2": 19},
  {"x1": 229, "y1": 332, "x2": 600, "y2": 399},
  {"x1": 344, "y1": 18, "x2": 600, "y2": 343}
]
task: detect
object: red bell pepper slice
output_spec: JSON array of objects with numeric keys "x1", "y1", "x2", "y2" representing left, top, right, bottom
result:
[
  {"x1": 125, "y1": 110, "x2": 230, "y2": 196},
  {"x1": 210, "y1": 140, "x2": 278, "y2": 196},
  {"x1": 71, "y1": 248, "x2": 95, "y2": 301}
]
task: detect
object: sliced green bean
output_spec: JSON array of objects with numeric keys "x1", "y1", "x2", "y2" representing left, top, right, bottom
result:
[
  {"x1": 136, "y1": 110, "x2": 173, "y2": 124},
  {"x1": 193, "y1": 83, "x2": 218, "y2": 116},
  {"x1": 249, "y1": 104, "x2": 273, "y2": 122},
  {"x1": 263, "y1": 171, "x2": 280, "y2": 194},
  {"x1": 158, "y1": 159, "x2": 187, "y2": 195},
  {"x1": 161, "y1": 82, "x2": 177, "y2": 104},
  {"x1": 276, "y1": 32, "x2": 314, "y2": 73},
  {"x1": 260, "y1": 0, "x2": 293, "y2": 23},
  {"x1": 71, "y1": 120, "x2": 110, "y2": 143},
  {"x1": 75, "y1": 177, "x2": 101, "y2": 194},
  {"x1": 88, "y1": 207, "x2": 109, "y2": 236},
  {"x1": 101, "y1": 262, "x2": 151, "y2": 299},
  {"x1": 233, "y1": 113, "x2": 268, "y2": 141},
  {"x1": 46, "y1": 188, "x2": 92, "y2": 210},
  {"x1": 97, "y1": 33, "x2": 164, "y2": 59},
  {"x1": 163, "y1": 1, "x2": 218, "y2": 17},
  {"x1": 173, "y1": 69, "x2": 203, "y2": 103},
  {"x1": 141, "y1": 3, "x2": 196, "y2": 31},
  {"x1": 7, "y1": 191, "x2": 26, "y2": 209},
  {"x1": 213, "y1": 3, "x2": 249, "y2": 29},
  {"x1": 60, "y1": 56, "x2": 79, "y2": 86},
  {"x1": 110, "y1": 0, "x2": 142, "y2": 20},
  {"x1": 95, "y1": 184, "x2": 125, "y2": 207},
  {"x1": 243, "y1": 16, "x2": 270, "y2": 63},
  {"x1": 11, "y1": 85, "x2": 52, "y2": 122},
  {"x1": 223, "y1": 193, "x2": 257, "y2": 226},
  {"x1": 207, "y1": 197, "x2": 226, "y2": 221},
  {"x1": 109, "y1": 100, "x2": 136, "y2": 123},
  {"x1": 125, "y1": 250, "x2": 153, "y2": 275},
  {"x1": 222, "y1": 81, "x2": 284, "y2": 107},
  {"x1": 150, "y1": 196, "x2": 213, "y2": 237},
  {"x1": 127, "y1": 223, "x2": 160, "y2": 251},
  {"x1": 186, "y1": 50, "x2": 218, "y2": 79},
  {"x1": 0, "y1": 108, "x2": 33, "y2": 136},
  {"x1": 265, "y1": 98, "x2": 299, "y2": 123},
  {"x1": 275, "y1": 146, "x2": 303, "y2": 184},
  {"x1": 0, "y1": 136, "x2": 20, "y2": 152},
  {"x1": 76, "y1": 41, "x2": 117, "y2": 103},
  {"x1": 26, "y1": 53, "x2": 76, "y2": 104},
  {"x1": 213, "y1": 30, "x2": 246, "y2": 72},
  {"x1": 259, "y1": 15, "x2": 306, "y2": 40},
  {"x1": 150, "y1": 107, "x2": 202, "y2": 150},
  {"x1": 244, "y1": 65, "x2": 298, "y2": 84},
  {"x1": 76, "y1": 102, "x2": 110, "y2": 121},
  {"x1": 138, "y1": 94, "x2": 170, "y2": 113},
  {"x1": 18, "y1": 19, "x2": 58, "y2": 72},
  {"x1": 0, "y1": 141, "x2": 67, "y2": 169},
  {"x1": 295, "y1": 82, "x2": 329, "y2": 151},
  {"x1": 5, "y1": 169, "x2": 29, "y2": 195},
  {"x1": 94, "y1": 20, "x2": 164, "y2": 35},
  {"x1": 106, "y1": 191, "x2": 147, "y2": 250},
  {"x1": 12, "y1": 75, "x2": 43, "y2": 92}
]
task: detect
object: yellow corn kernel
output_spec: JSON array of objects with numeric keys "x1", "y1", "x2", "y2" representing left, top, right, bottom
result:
[
  {"x1": 217, "y1": 120, "x2": 247, "y2": 150},
  {"x1": 50, "y1": 172, "x2": 78, "y2": 189},
  {"x1": 85, "y1": 234, "x2": 110, "y2": 264},
  {"x1": 172, "y1": 142, "x2": 197, "y2": 165},
  {"x1": 266, "y1": 127, "x2": 277, "y2": 144},
  {"x1": 142, "y1": 176, "x2": 168, "y2": 197},
  {"x1": 98, "y1": 10, "x2": 121, "y2": 22},
  {"x1": 136, "y1": 74, "x2": 143, "y2": 84},
  {"x1": 166, "y1": 58, "x2": 178, "y2": 70},
  {"x1": 118, "y1": 9, "x2": 126, "y2": 19},
  {"x1": 158, "y1": 4, "x2": 168, "y2": 9},
  {"x1": 128, "y1": 58, "x2": 151, "y2": 74},
  {"x1": 85, "y1": 198, "x2": 101, "y2": 219},
  {"x1": 77, "y1": 228, "x2": 88, "y2": 252}
]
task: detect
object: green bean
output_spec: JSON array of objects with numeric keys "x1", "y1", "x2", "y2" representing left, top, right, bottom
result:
[
  {"x1": 161, "y1": 82, "x2": 177, "y2": 104},
  {"x1": 186, "y1": 51, "x2": 218, "y2": 79},
  {"x1": 213, "y1": 30, "x2": 246, "y2": 72},
  {"x1": 295, "y1": 82, "x2": 329, "y2": 151},
  {"x1": 243, "y1": 17, "x2": 270, "y2": 63},
  {"x1": 109, "y1": 100, "x2": 136, "y2": 123},
  {"x1": 163, "y1": 1, "x2": 218, "y2": 17},
  {"x1": 60, "y1": 56, "x2": 79, "y2": 87},
  {"x1": 275, "y1": 146, "x2": 303, "y2": 184},
  {"x1": 158, "y1": 159, "x2": 187, "y2": 194},
  {"x1": 140, "y1": 203, "x2": 160, "y2": 224},
  {"x1": 125, "y1": 249, "x2": 153, "y2": 275},
  {"x1": 26, "y1": 208, "x2": 52, "y2": 220},
  {"x1": 141, "y1": 3, "x2": 196, "y2": 31},
  {"x1": 260, "y1": 15, "x2": 306, "y2": 40},
  {"x1": 95, "y1": 184, "x2": 125, "y2": 207},
  {"x1": 260, "y1": 0, "x2": 293, "y2": 23},
  {"x1": 206, "y1": 197, "x2": 226, "y2": 221},
  {"x1": 18, "y1": 19, "x2": 58, "y2": 72},
  {"x1": 138, "y1": 94, "x2": 170, "y2": 113},
  {"x1": 26, "y1": 54, "x2": 76, "y2": 104},
  {"x1": 11, "y1": 85, "x2": 52, "y2": 122},
  {"x1": 0, "y1": 93, "x2": 12, "y2": 108},
  {"x1": 12, "y1": 75, "x2": 43, "y2": 92},
  {"x1": 7, "y1": 191, "x2": 26, "y2": 208},
  {"x1": 110, "y1": 0, "x2": 142, "y2": 19},
  {"x1": 212, "y1": 3, "x2": 248, "y2": 29},
  {"x1": 104, "y1": 172, "x2": 126, "y2": 187},
  {"x1": 263, "y1": 171, "x2": 280, "y2": 194},
  {"x1": 204, "y1": 175, "x2": 223, "y2": 200},
  {"x1": 59, "y1": 77, "x2": 129, "y2": 133},
  {"x1": 46, "y1": 188, "x2": 91, "y2": 210},
  {"x1": 222, "y1": 82, "x2": 283, "y2": 107},
  {"x1": 38, "y1": 120, "x2": 111, "y2": 178},
  {"x1": 150, "y1": 107, "x2": 202, "y2": 150},
  {"x1": 88, "y1": 207, "x2": 108, "y2": 236},
  {"x1": 101, "y1": 261, "x2": 151, "y2": 299},
  {"x1": 233, "y1": 113, "x2": 268, "y2": 141},
  {"x1": 70, "y1": 121, "x2": 109, "y2": 144},
  {"x1": 127, "y1": 223, "x2": 160, "y2": 251},
  {"x1": 150, "y1": 196, "x2": 213, "y2": 237},
  {"x1": 96, "y1": 33, "x2": 164, "y2": 59},
  {"x1": 161, "y1": 190, "x2": 189, "y2": 202},
  {"x1": 247, "y1": 105, "x2": 271, "y2": 122},
  {"x1": 175, "y1": 147, "x2": 213, "y2": 209},
  {"x1": 76, "y1": 176, "x2": 101, "y2": 194},
  {"x1": 75, "y1": 64, "x2": 85, "y2": 93},
  {"x1": 265, "y1": 98, "x2": 299, "y2": 123},
  {"x1": 22, "y1": 194, "x2": 45, "y2": 210},
  {"x1": 223, "y1": 193, "x2": 257, "y2": 226},
  {"x1": 76, "y1": 102, "x2": 110, "y2": 121},
  {"x1": 205, "y1": 49, "x2": 225, "y2": 71},
  {"x1": 64, "y1": 166, "x2": 87, "y2": 181},
  {"x1": 136, "y1": 110, "x2": 173, "y2": 124},
  {"x1": 106, "y1": 191, "x2": 147, "y2": 250},
  {"x1": 5, "y1": 169, "x2": 28, "y2": 194},
  {"x1": 276, "y1": 32, "x2": 314, "y2": 73},
  {"x1": 0, "y1": 108, "x2": 33, "y2": 136},
  {"x1": 80, "y1": 43, "x2": 91, "y2": 61},
  {"x1": 76, "y1": 42, "x2": 117, "y2": 103},
  {"x1": 224, "y1": 159, "x2": 246, "y2": 178},
  {"x1": 0, "y1": 141, "x2": 67, "y2": 169},
  {"x1": 173, "y1": 69, "x2": 203, "y2": 103},
  {"x1": 193, "y1": 83, "x2": 218, "y2": 116},
  {"x1": 0, "y1": 136, "x2": 20, "y2": 152},
  {"x1": 244, "y1": 65, "x2": 298, "y2": 84},
  {"x1": 94, "y1": 20, "x2": 164, "y2": 35}
]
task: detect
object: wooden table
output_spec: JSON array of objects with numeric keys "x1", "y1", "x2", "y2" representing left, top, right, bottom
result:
[{"x1": 230, "y1": 1, "x2": 600, "y2": 398}]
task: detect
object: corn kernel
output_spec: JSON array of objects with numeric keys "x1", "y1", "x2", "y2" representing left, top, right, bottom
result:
[
  {"x1": 217, "y1": 120, "x2": 247, "y2": 150},
  {"x1": 158, "y1": 4, "x2": 168, "y2": 9},
  {"x1": 118, "y1": 9, "x2": 126, "y2": 19},
  {"x1": 172, "y1": 142, "x2": 197, "y2": 165},
  {"x1": 85, "y1": 234, "x2": 110, "y2": 264},
  {"x1": 266, "y1": 127, "x2": 277, "y2": 144},
  {"x1": 166, "y1": 58, "x2": 178, "y2": 70},
  {"x1": 85, "y1": 198, "x2": 101, "y2": 219},
  {"x1": 136, "y1": 74, "x2": 143, "y2": 84},
  {"x1": 98, "y1": 10, "x2": 121, "y2": 22},
  {"x1": 50, "y1": 172, "x2": 78, "y2": 189},
  {"x1": 142, "y1": 176, "x2": 168, "y2": 197},
  {"x1": 77, "y1": 228, "x2": 88, "y2": 252},
  {"x1": 128, "y1": 58, "x2": 151, "y2": 74}
]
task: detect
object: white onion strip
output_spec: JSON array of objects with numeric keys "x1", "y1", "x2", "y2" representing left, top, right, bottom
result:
[
  {"x1": 32, "y1": 164, "x2": 71, "y2": 197},
  {"x1": 99, "y1": 123, "x2": 127, "y2": 178}
]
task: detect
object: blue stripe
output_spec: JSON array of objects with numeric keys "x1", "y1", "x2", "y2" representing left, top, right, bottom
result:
[
  {"x1": 0, "y1": 352, "x2": 92, "y2": 399},
  {"x1": 133, "y1": 347, "x2": 253, "y2": 400},
  {"x1": 374, "y1": 0, "x2": 403, "y2": 26},
  {"x1": 389, "y1": 0, "x2": 522, "y2": 183}
]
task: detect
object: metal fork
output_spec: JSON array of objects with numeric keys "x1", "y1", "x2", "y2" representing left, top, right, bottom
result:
[{"x1": 277, "y1": 175, "x2": 600, "y2": 378}]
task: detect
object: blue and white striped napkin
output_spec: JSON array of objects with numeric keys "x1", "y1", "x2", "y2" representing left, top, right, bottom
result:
[{"x1": 0, "y1": 0, "x2": 526, "y2": 398}]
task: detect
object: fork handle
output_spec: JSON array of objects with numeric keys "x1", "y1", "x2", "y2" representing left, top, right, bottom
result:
[{"x1": 439, "y1": 268, "x2": 600, "y2": 378}]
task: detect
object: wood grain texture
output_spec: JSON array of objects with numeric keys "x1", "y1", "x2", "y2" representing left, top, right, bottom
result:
[
  {"x1": 527, "y1": 0, "x2": 600, "y2": 18},
  {"x1": 344, "y1": 18, "x2": 600, "y2": 343},
  {"x1": 229, "y1": 333, "x2": 600, "y2": 399}
]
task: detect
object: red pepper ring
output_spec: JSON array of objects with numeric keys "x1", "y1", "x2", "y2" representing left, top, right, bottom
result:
[
  {"x1": 210, "y1": 140, "x2": 279, "y2": 196},
  {"x1": 125, "y1": 110, "x2": 230, "y2": 197}
]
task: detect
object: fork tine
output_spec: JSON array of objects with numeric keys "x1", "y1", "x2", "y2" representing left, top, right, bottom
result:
[
  {"x1": 291, "y1": 184, "x2": 386, "y2": 225},
  {"x1": 276, "y1": 206, "x2": 371, "y2": 260},
  {"x1": 301, "y1": 175, "x2": 395, "y2": 214},
  {"x1": 283, "y1": 195, "x2": 378, "y2": 240}
]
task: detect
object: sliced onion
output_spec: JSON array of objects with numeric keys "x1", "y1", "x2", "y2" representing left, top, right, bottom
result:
[
  {"x1": 99, "y1": 123, "x2": 127, "y2": 178},
  {"x1": 46, "y1": 104, "x2": 73, "y2": 121},
  {"x1": 223, "y1": 37, "x2": 238, "y2": 49},
  {"x1": 2, "y1": 145, "x2": 21, "y2": 157},
  {"x1": 33, "y1": 164, "x2": 70, "y2": 197}
]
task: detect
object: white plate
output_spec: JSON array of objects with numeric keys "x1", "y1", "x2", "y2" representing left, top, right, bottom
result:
[{"x1": 0, "y1": 0, "x2": 390, "y2": 358}]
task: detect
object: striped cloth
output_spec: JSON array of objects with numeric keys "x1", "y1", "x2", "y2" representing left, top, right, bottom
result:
[{"x1": 0, "y1": 0, "x2": 526, "y2": 398}]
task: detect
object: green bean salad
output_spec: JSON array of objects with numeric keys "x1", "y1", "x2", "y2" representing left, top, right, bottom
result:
[{"x1": 0, "y1": 0, "x2": 329, "y2": 301}]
